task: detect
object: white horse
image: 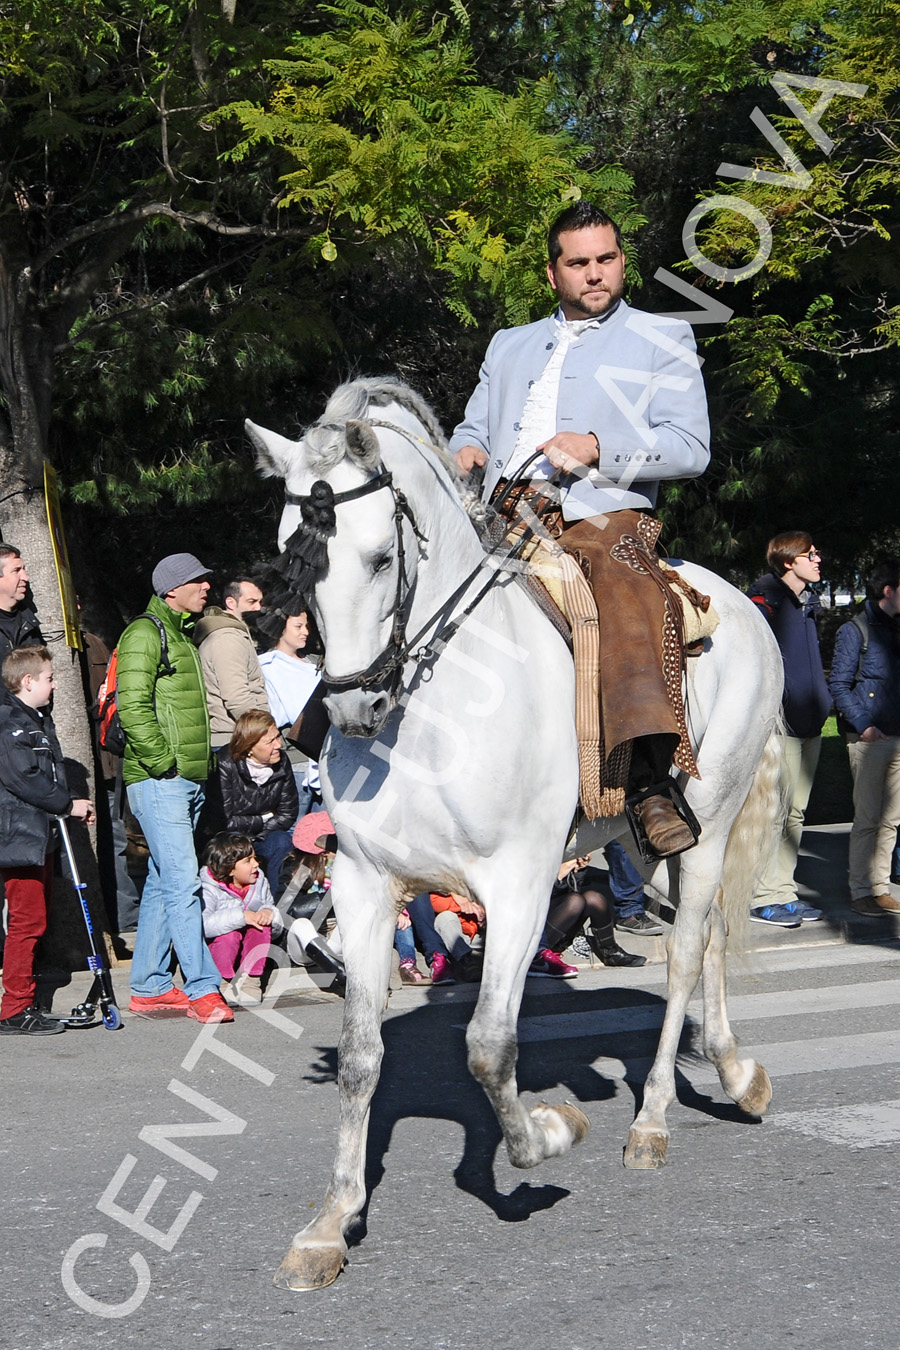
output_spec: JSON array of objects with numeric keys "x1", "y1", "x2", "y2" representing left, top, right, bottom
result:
[{"x1": 248, "y1": 376, "x2": 784, "y2": 1291}]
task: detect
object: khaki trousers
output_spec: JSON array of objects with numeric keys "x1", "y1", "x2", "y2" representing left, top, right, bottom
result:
[
  {"x1": 847, "y1": 735, "x2": 900, "y2": 900},
  {"x1": 755, "y1": 734, "x2": 821, "y2": 905}
]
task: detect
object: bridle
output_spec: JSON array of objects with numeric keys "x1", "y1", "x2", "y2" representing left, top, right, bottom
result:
[
  {"x1": 284, "y1": 420, "x2": 558, "y2": 697},
  {"x1": 319, "y1": 467, "x2": 424, "y2": 696}
]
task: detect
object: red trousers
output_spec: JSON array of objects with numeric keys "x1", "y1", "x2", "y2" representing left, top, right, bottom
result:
[{"x1": 1, "y1": 859, "x2": 53, "y2": 1019}]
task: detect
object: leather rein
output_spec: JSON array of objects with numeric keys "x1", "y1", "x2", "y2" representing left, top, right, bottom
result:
[{"x1": 285, "y1": 421, "x2": 558, "y2": 696}]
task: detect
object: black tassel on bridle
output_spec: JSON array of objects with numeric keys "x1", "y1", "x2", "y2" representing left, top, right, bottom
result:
[{"x1": 257, "y1": 479, "x2": 337, "y2": 646}]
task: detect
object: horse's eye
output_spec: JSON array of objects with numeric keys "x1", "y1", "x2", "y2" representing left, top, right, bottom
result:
[{"x1": 372, "y1": 554, "x2": 392, "y2": 574}]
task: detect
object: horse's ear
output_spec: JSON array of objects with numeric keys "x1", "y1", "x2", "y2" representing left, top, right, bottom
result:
[
  {"x1": 345, "y1": 420, "x2": 381, "y2": 469},
  {"x1": 245, "y1": 419, "x2": 304, "y2": 479}
]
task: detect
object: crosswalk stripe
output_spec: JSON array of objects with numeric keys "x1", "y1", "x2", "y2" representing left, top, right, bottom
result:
[
  {"x1": 516, "y1": 979, "x2": 900, "y2": 1043},
  {"x1": 520, "y1": 942, "x2": 900, "y2": 1149},
  {"x1": 579, "y1": 1028, "x2": 900, "y2": 1091},
  {"x1": 777, "y1": 1100, "x2": 900, "y2": 1150},
  {"x1": 737, "y1": 1028, "x2": 900, "y2": 1079}
]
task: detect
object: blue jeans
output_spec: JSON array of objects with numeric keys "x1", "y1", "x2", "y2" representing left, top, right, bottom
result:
[
  {"x1": 605, "y1": 840, "x2": 646, "y2": 919},
  {"x1": 394, "y1": 923, "x2": 416, "y2": 963},
  {"x1": 290, "y1": 767, "x2": 319, "y2": 824},
  {"x1": 105, "y1": 784, "x2": 141, "y2": 931},
  {"x1": 127, "y1": 777, "x2": 221, "y2": 999},
  {"x1": 254, "y1": 829, "x2": 295, "y2": 897},
  {"x1": 407, "y1": 893, "x2": 449, "y2": 964}
]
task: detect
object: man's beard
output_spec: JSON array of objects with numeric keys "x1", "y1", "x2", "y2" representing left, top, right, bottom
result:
[{"x1": 567, "y1": 280, "x2": 625, "y2": 318}]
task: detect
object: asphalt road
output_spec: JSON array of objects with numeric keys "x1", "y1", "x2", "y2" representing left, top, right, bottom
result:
[{"x1": 4, "y1": 899, "x2": 900, "y2": 1350}]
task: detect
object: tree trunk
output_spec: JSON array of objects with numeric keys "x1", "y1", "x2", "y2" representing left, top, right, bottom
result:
[
  {"x1": 0, "y1": 489, "x2": 115, "y2": 970},
  {"x1": 1, "y1": 243, "x2": 115, "y2": 971}
]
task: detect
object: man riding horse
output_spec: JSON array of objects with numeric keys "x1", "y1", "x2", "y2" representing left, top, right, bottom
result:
[{"x1": 450, "y1": 200, "x2": 711, "y2": 857}]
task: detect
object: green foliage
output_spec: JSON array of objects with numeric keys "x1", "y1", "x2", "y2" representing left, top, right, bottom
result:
[
  {"x1": 214, "y1": 0, "x2": 641, "y2": 325},
  {"x1": 4, "y1": 0, "x2": 900, "y2": 605}
]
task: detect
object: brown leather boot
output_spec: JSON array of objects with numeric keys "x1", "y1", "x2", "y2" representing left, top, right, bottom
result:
[{"x1": 633, "y1": 793, "x2": 696, "y2": 858}]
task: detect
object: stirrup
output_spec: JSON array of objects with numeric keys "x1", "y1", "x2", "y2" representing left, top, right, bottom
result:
[{"x1": 624, "y1": 778, "x2": 701, "y2": 864}]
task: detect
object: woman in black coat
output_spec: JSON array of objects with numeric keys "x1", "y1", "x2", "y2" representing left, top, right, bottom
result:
[{"x1": 218, "y1": 710, "x2": 299, "y2": 895}]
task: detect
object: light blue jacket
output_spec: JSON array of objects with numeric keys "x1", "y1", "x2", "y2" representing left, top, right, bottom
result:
[{"x1": 449, "y1": 301, "x2": 710, "y2": 521}]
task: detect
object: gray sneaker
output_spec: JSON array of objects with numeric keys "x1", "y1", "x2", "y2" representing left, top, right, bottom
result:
[
  {"x1": 749, "y1": 905, "x2": 801, "y2": 927},
  {"x1": 615, "y1": 912, "x2": 664, "y2": 937}
]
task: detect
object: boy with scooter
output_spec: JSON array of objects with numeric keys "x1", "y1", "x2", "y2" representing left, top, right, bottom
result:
[{"x1": 0, "y1": 646, "x2": 94, "y2": 1035}]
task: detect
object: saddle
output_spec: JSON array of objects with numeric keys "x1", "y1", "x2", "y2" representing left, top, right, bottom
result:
[{"x1": 496, "y1": 493, "x2": 718, "y2": 819}]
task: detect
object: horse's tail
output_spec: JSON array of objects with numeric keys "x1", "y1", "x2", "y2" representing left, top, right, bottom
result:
[{"x1": 719, "y1": 713, "x2": 788, "y2": 953}]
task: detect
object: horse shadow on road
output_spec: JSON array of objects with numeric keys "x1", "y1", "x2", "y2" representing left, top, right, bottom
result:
[{"x1": 299, "y1": 980, "x2": 765, "y2": 1241}]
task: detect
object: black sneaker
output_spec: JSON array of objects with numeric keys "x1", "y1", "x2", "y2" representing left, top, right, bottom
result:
[
  {"x1": 615, "y1": 913, "x2": 664, "y2": 937},
  {"x1": 0, "y1": 1006, "x2": 67, "y2": 1036}
]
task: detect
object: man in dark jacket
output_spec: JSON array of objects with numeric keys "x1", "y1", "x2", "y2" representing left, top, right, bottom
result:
[
  {"x1": 0, "y1": 646, "x2": 94, "y2": 1035},
  {"x1": 0, "y1": 544, "x2": 44, "y2": 665},
  {"x1": 829, "y1": 559, "x2": 900, "y2": 918},
  {"x1": 117, "y1": 553, "x2": 232, "y2": 1023},
  {"x1": 748, "y1": 531, "x2": 831, "y2": 926}
]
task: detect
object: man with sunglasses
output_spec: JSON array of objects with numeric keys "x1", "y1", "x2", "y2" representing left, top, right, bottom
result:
[{"x1": 748, "y1": 532, "x2": 831, "y2": 926}]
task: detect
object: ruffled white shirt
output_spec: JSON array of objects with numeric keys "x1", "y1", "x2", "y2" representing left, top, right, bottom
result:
[{"x1": 504, "y1": 314, "x2": 602, "y2": 479}]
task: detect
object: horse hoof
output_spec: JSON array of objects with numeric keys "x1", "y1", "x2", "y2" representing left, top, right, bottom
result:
[
  {"x1": 556, "y1": 1101, "x2": 591, "y2": 1145},
  {"x1": 623, "y1": 1129, "x2": 668, "y2": 1169},
  {"x1": 529, "y1": 1101, "x2": 591, "y2": 1158},
  {"x1": 736, "y1": 1063, "x2": 772, "y2": 1117},
  {"x1": 273, "y1": 1242, "x2": 346, "y2": 1291}
]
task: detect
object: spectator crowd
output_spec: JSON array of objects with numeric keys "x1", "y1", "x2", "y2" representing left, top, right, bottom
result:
[{"x1": 2, "y1": 528, "x2": 900, "y2": 1038}]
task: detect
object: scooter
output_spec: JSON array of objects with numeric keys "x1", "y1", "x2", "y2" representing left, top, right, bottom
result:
[{"x1": 55, "y1": 816, "x2": 123, "y2": 1030}]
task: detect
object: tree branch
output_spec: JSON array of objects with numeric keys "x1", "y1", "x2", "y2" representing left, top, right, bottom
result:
[
  {"x1": 53, "y1": 249, "x2": 258, "y2": 352},
  {"x1": 30, "y1": 203, "x2": 317, "y2": 277}
]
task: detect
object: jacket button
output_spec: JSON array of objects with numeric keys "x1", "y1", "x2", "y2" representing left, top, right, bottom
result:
[
  {"x1": 528, "y1": 380, "x2": 534, "y2": 387},
  {"x1": 513, "y1": 422, "x2": 520, "y2": 431},
  {"x1": 546, "y1": 343, "x2": 553, "y2": 350}
]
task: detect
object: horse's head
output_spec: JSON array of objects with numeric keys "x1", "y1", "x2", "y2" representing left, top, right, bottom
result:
[
  {"x1": 249, "y1": 419, "x2": 312, "y2": 551},
  {"x1": 248, "y1": 413, "x2": 424, "y2": 738}
]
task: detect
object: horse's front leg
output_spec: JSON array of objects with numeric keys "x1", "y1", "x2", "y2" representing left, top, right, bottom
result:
[
  {"x1": 623, "y1": 877, "x2": 714, "y2": 1170},
  {"x1": 465, "y1": 874, "x2": 590, "y2": 1169},
  {"x1": 701, "y1": 895, "x2": 772, "y2": 1116},
  {"x1": 274, "y1": 865, "x2": 395, "y2": 1291}
]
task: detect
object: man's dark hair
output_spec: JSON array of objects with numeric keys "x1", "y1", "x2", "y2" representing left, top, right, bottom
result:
[
  {"x1": 223, "y1": 578, "x2": 259, "y2": 605},
  {"x1": 867, "y1": 559, "x2": 900, "y2": 602},
  {"x1": 0, "y1": 544, "x2": 21, "y2": 574},
  {"x1": 767, "y1": 531, "x2": 814, "y2": 575},
  {"x1": 547, "y1": 202, "x2": 623, "y2": 263}
]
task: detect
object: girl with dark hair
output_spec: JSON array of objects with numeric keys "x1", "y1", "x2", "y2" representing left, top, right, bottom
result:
[{"x1": 201, "y1": 832, "x2": 284, "y2": 1005}]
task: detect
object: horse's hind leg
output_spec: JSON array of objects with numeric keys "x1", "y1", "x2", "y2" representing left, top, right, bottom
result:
[
  {"x1": 701, "y1": 894, "x2": 772, "y2": 1116},
  {"x1": 274, "y1": 868, "x2": 395, "y2": 1291},
  {"x1": 465, "y1": 891, "x2": 590, "y2": 1169}
]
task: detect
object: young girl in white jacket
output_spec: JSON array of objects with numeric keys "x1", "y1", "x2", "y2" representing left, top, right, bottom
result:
[{"x1": 201, "y1": 833, "x2": 284, "y2": 1005}]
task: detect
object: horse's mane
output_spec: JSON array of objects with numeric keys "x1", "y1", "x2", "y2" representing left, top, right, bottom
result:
[
  {"x1": 305, "y1": 378, "x2": 448, "y2": 472},
  {"x1": 304, "y1": 375, "x2": 489, "y2": 528}
]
